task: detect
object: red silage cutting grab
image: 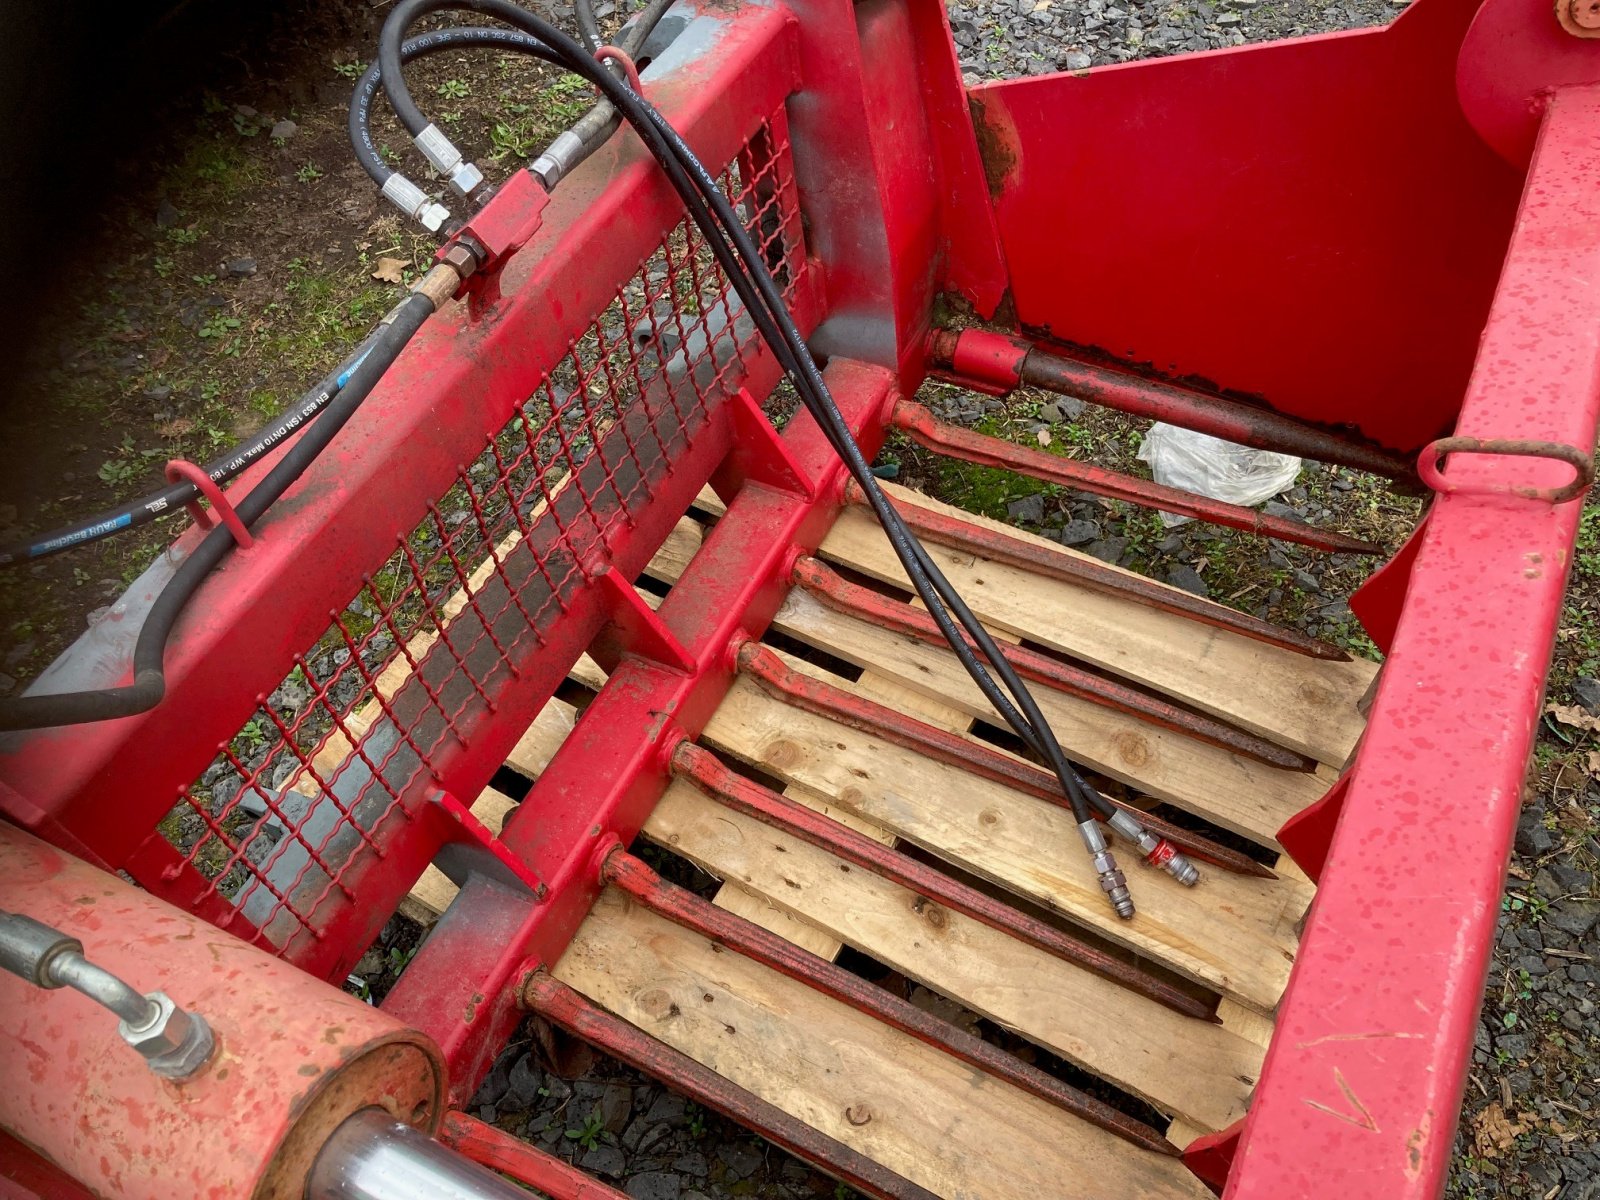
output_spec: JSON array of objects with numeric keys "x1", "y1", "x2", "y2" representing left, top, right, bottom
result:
[{"x1": 1, "y1": 0, "x2": 1598, "y2": 1194}]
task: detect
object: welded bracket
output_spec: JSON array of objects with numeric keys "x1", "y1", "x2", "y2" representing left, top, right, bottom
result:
[
  {"x1": 430, "y1": 787, "x2": 545, "y2": 899},
  {"x1": 591, "y1": 566, "x2": 695, "y2": 674},
  {"x1": 1275, "y1": 774, "x2": 1349, "y2": 885},
  {"x1": 715, "y1": 387, "x2": 815, "y2": 497}
]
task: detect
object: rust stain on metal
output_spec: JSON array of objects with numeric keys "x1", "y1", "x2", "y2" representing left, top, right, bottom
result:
[{"x1": 967, "y1": 94, "x2": 1021, "y2": 205}]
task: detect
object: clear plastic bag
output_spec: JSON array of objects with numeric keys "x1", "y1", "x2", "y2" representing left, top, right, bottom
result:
[{"x1": 1135, "y1": 423, "x2": 1302, "y2": 527}]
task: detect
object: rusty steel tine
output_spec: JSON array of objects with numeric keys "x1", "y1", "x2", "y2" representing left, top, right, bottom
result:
[
  {"x1": 892, "y1": 400, "x2": 1383, "y2": 556},
  {"x1": 793, "y1": 554, "x2": 1315, "y2": 772},
  {"x1": 600, "y1": 849, "x2": 1183, "y2": 1159},
  {"x1": 671, "y1": 740, "x2": 1217, "y2": 1023},
  {"x1": 842, "y1": 479, "x2": 1351, "y2": 663},
  {"x1": 521, "y1": 973, "x2": 944, "y2": 1200},
  {"x1": 736, "y1": 640, "x2": 1277, "y2": 881}
]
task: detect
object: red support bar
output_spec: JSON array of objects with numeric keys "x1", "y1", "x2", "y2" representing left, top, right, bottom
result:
[
  {"x1": 1229, "y1": 83, "x2": 1600, "y2": 1200},
  {"x1": 792, "y1": 555, "x2": 1313, "y2": 771},
  {"x1": 736, "y1": 639, "x2": 1275, "y2": 880},
  {"x1": 599, "y1": 848, "x2": 1180, "y2": 1158},
  {"x1": 891, "y1": 400, "x2": 1382, "y2": 556},
  {"x1": 927, "y1": 329, "x2": 1418, "y2": 483},
  {"x1": 852, "y1": 480, "x2": 1350, "y2": 663},
  {"x1": 671, "y1": 740, "x2": 1215, "y2": 1022},
  {"x1": 439, "y1": 1111, "x2": 629, "y2": 1200},
  {"x1": 521, "y1": 972, "x2": 944, "y2": 1200}
]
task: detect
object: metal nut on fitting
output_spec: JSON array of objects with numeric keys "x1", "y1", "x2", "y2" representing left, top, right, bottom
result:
[
  {"x1": 118, "y1": 991, "x2": 216, "y2": 1079},
  {"x1": 381, "y1": 175, "x2": 450, "y2": 233},
  {"x1": 447, "y1": 160, "x2": 485, "y2": 197},
  {"x1": 1092, "y1": 851, "x2": 1135, "y2": 919}
]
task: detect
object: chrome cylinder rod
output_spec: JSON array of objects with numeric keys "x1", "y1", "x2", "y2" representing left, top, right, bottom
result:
[{"x1": 310, "y1": 1109, "x2": 535, "y2": 1200}]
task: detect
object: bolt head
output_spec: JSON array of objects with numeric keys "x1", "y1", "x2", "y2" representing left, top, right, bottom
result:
[{"x1": 118, "y1": 991, "x2": 215, "y2": 1078}]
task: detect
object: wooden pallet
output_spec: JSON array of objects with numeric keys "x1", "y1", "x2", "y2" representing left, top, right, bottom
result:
[{"x1": 399, "y1": 482, "x2": 1374, "y2": 1200}]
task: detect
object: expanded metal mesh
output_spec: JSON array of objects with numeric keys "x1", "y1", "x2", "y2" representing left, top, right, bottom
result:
[{"x1": 138, "y1": 113, "x2": 807, "y2": 960}]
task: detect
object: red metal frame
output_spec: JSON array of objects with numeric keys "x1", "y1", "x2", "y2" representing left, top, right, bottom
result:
[
  {"x1": 1230, "y1": 81, "x2": 1600, "y2": 1200},
  {"x1": 3, "y1": 0, "x2": 1598, "y2": 1196}
]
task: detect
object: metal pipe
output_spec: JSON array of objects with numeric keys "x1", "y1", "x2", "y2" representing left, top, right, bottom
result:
[
  {"x1": 438, "y1": 1111, "x2": 631, "y2": 1200},
  {"x1": 928, "y1": 328, "x2": 1418, "y2": 483},
  {"x1": 310, "y1": 1108, "x2": 534, "y2": 1200},
  {"x1": 600, "y1": 848, "x2": 1181, "y2": 1158},
  {"x1": 792, "y1": 555, "x2": 1314, "y2": 771},
  {"x1": 847, "y1": 480, "x2": 1350, "y2": 662},
  {"x1": 736, "y1": 640, "x2": 1276, "y2": 880},
  {"x1": 670, "y1": 740, "x2": 1216, "y2": 1022},
  {"x1": 46, "y1": 950, "x2": 157, "y2": 1027},
  {"x1": 522, "y1": 972, "x2": 944, "y2": 1200},
  {"x1": 0, "y1": 909, "x2": 157, "y2": 1026},
  {"x1": 892, "y1": 401, "x2": 1382, "y2": 555}
]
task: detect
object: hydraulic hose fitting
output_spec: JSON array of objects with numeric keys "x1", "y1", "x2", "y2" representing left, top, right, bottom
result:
[
  {"x1": 529, "y1": 130, "x2": 587, "y2": 191},
  {"x1": 414, "y1": 123, "x2": 483, "y2": 197},
  {"x1": 1078, "y1": 820, "x2": 1135, "y2": 919},
  {"x1": 1106, "y1": 809, "x2": 1201, "y2": 887},
  {"x1": 381, "y1": 174, "x2": 450, "y2": 232},
  {"x1": 0, "y1": 910, "x2": 215, "y2": 1079}
]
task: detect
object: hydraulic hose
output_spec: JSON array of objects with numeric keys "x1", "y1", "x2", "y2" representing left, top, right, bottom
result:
[
  {"x1": 0, "y1": 333, "x2": 380, "y2": 567},
  {"x1": 373, "y1": 1, "x2": 1168, "y2": 913},
  {"x1": 349, "y1": 26, "x2": 555, "y2": 188},
  {"x1": 375, "y1": 2, "x2": 1086, "y2": 805},
  {"x1": 0, "y1": 290, "x2": 440, "y2": 732}
]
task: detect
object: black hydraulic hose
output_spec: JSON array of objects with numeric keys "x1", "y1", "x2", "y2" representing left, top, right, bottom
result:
[
  {"x1": 349, "y1": 25, "x2": 556, "y2": 187},
  {"x1": 622, "y1": 91, "x2": 1104, "y2": 824},
  {"x1": 0, "y1": 332, "x2": 382, "y2": 567},
  {"x1": 574, "y1": 0, "x2": 605, "y2": 52},
  {"x1": 374, "y1": 1, "x2": 1102, "y2": 827},
  {"x1": 0, "y1": 295, "x2": 437, "y2": 732}
]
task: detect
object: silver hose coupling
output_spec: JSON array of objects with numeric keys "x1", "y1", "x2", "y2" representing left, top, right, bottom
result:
[
  {"x1": 381, "y1": 175, "x2": 450, "y2": 233},
  {"x1": 415, "y1": 124, "x2": 484, "y2": 197},
  {"x1": 530, "y1": 130, "x2": 587, "y2": 191},
  {"x1": 1106, "y1": 809, "x2": 1201, "y2": 887},
  {"x1": 1077, "y1": 820, "x2": 1135, "y2": 919}
]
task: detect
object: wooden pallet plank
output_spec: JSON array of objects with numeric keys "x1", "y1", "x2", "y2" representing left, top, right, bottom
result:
[
  {"x1": 643, "y1": 783, "x2": 1262, "y2": 1133},
  {"x1": 817, "y1": 486, "x2": 1374, "y2": 767},
  {"x1": 774, "y1": 588, "x2": 1326, "y2": 847},
  {"x1": 555, "y1": 888, "x2": 1212, "y2": 1200},
  {"x1": 641, "y1": 515, "x2": 1328, "y2": 848},
  {"x1": 700, "y1": 674, "x2": 1304, "y2": 1013}
]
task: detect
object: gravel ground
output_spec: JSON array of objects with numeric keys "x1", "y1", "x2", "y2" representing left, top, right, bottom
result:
[
  {"x1": 3, "y1": 0, "x2": 1595, "y2": 1196},
  {"x1": 946, "y1": 0, "x2": 1402, "y2": 79}
]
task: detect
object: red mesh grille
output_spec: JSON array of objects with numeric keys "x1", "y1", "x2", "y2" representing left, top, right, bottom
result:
[{"x1": 139, "y1": 112, "x2": 807, "y2": 959}]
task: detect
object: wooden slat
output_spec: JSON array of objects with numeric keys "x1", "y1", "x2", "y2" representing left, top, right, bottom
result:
[
  {"x1": 642, "y1": 515, "x2": 1328, "y2": 848},
  {"x1": 775, "y1": 588, "x2": 1326, "y2": 847},
  {"x1": 701, "y1": 673, "x2": 1305, "y2": 1013},
  {"x1": 643, "y1": 783, "x2": 1262, "y2": 1133},
  {"x1": 554, "y1": 888, "x2": 1213, "y2": 1200},
  {"x1": 818, "y1": 485, "x2": 1374, "y2": 767}
]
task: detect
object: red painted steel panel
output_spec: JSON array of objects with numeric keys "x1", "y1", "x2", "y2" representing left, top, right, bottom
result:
[{"x1": 969, "y1": 0, "x2": 1525, "y2": 452}]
